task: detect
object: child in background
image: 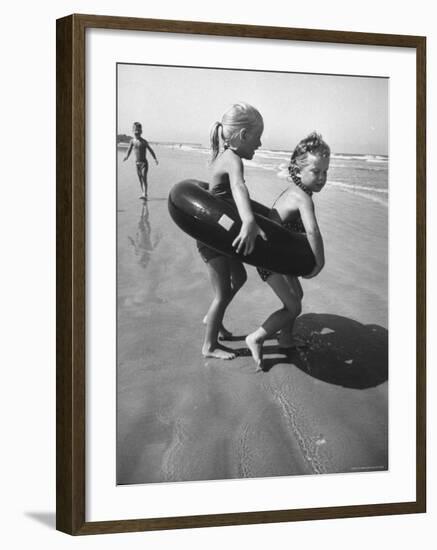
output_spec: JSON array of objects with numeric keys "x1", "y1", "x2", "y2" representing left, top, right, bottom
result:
[
  {"x1": 123, "y1": 122, "x2": 159, "y2": 200},
  {"x1": 199, "y1": 103, "x2": 267, "y2": 360},
  {"x1": 245, "y1": 132, "x2": 330, "y2": 371}
]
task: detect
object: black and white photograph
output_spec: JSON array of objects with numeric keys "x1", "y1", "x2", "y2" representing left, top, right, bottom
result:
[
  {"x1": 2, "y1": 0, "x2": 432, "y2": 543},
  {"x1": 116, "y1": 63, "x2": 389, "y2": 485}
]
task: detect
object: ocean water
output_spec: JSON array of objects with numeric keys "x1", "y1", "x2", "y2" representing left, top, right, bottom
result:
[{"x1": 159, "y1": 144, "x2": 389, "y2": 207}]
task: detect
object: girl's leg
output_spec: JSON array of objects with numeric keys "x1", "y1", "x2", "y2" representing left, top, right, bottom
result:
[
  {"x1": 203, "y1": 257, "x2": 236, "y2": 360},
  {"x1": 246, "y1": 274, "x2": 302, "y2": 369},
  {"x1": 203, "y1": 259, "x2": 247, "y2": 339},
  {"x1": 277, "y1": 277, "x2": 304, "y2": 347},
  {"x1": 229, "y1": 258, "x2": 247, "y2": 296}
]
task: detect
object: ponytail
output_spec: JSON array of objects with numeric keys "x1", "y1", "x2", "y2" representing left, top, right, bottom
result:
[
  {"x1": 209, "y1": 121, "x2": 222, "y2": 162},
  {"x1": 209, "y1": 103, "x2": 264, "y2": 163}
]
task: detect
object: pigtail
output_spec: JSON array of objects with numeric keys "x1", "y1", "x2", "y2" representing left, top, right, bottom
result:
[{"x1": 209, "y1": 121, "x2": 223, "y2": 162}]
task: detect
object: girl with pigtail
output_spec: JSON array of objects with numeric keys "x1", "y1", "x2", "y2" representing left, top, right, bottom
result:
[
  {"x1": 246, "y1": 132, "x2": 331, "y2": 371},
  {"x1": 198, "y1": 102, "x2": 267, "y2": 360}
]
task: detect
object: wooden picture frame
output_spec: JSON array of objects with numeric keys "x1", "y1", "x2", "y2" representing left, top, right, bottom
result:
[{"x1": 56, "y1": 13, "x2": 426, "y2": 535}]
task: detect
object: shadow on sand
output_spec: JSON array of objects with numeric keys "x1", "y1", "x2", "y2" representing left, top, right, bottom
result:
[{"x1": 258, "y1": 313, "x2": 388, "y2": 389}]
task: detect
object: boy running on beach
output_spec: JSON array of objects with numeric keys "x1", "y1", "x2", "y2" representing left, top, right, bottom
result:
[{"x1": 123, "y1": 122, "x2": 159, "y2": 200}]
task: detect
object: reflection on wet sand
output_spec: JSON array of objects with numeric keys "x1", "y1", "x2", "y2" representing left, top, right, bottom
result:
[{"x1": 127, "y1": 202, "x2": 160, "y2": 270}]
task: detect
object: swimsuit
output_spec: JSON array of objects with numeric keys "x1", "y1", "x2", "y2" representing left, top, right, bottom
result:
[
  {"x1": 257, "y1": 177, "x2": 312, "y2": 281},
  {"x1": 197, "y1": 174, "x2": 235, "y2": 263},
  {"x1": 136, "y1": 160, "x2": 149, "y2": 177},
  {"x1": 256, "y1": 216, "x2": 307, "y2": 281}
]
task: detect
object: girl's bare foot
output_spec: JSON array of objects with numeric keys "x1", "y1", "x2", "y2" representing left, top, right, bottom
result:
[
  {"x1": 202, "y1": 344, "x2": 236, "y2": 360},
  {"x1": 245, "y1": 333, "x2": 264, "y2": 371}
]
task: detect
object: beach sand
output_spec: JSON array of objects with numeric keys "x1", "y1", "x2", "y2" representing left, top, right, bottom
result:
[{"x1": 117, "y1": 146, "x2": 388, "y2": 484}]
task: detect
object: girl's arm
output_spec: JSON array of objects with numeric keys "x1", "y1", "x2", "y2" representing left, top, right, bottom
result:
[
  {"x1": 123, "y1": 140, "x2": 133, "y2": 161},
  {"x1": 146, "y1": 140, "x2": 159, "y2": 164},
  {"x1": 227, "y1": 154, "x2": 267, "y2": 255},
  {"x1": 298, "y1": 195, "x2": 325, "y2": 278}
]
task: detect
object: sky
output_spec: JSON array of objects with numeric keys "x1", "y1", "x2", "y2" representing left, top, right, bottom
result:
[{"x1": 117, "y1": 63, "x2": 388, "y2": 155}]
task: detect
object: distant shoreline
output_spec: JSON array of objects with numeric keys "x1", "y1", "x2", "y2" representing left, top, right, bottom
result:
[
  {"x1": 116, "y1": 142, "x2": 388, "y2": 158},
  {"x1": 117, "y1": 140, "x2": 203, "y2": 148}
]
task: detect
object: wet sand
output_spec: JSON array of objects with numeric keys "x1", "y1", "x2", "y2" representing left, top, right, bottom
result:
[{"x1": 117, "y1": 146, "x2": 388, "y2": 484}]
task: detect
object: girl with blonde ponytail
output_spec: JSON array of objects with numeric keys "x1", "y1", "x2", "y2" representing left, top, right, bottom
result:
[{"x1": 198, "y1": 102, "x2": 267, "y2": 360}]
